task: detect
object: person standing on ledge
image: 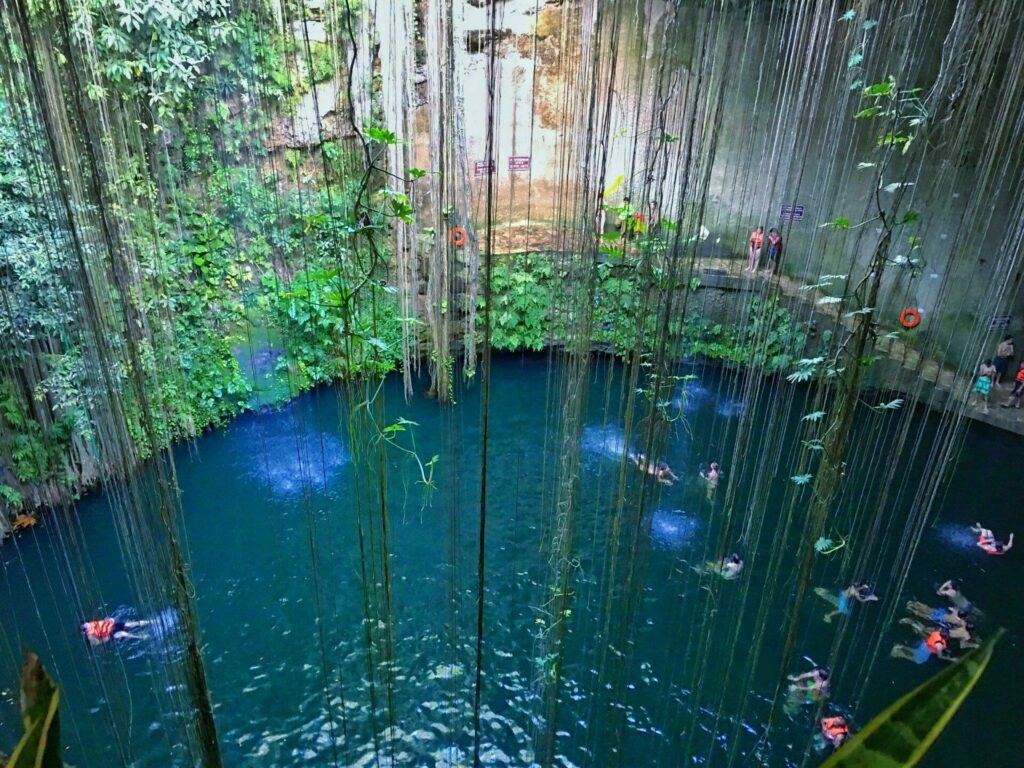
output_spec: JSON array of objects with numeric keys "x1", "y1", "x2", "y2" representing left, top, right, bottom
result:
[
  {"x1": 999, "y1": 359, "x2": 1024, "y2": 408},
  {"x1": 747, "y1": 225, "x2": 764, "y2": 272},
  {"x1": 993, "y1": 334, "x2": 1014, "y2": 386},
  {"x1": 765, "y1": 227, "x2": 783, "y2": 274}
]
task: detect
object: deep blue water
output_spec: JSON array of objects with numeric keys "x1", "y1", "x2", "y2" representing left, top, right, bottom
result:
[{"x1": 0, "y1": 355, "x2": 1020, "y2": 766}]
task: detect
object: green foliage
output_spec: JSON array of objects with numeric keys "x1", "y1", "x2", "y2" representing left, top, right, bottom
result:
[
  {"x1": 80, "y1": 0, "x2": 239, "y2": 117},
  {"x1": 684, "y1": 298, "x2": 807, "y2": 373},
  {"x1": 479, "y1": 254, "x2": 557, "y2": 351},
  {"x1": 6, "y1": 653, "x2": 62, "y2": 768},
  {"x1": 270, "y1": 264, "x2": 402, "y2": 387},
  {"x1": 822, "y1": 629, "x2": 1004, "y2": 767}
]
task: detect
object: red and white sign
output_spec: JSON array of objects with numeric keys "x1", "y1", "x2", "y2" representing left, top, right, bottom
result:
[
  {"x1": 474, "y1": 160, "x2": 495, "y2": 177},
  {"x1": 508, "y1": 156, "x2": 531, "y2": 172}
]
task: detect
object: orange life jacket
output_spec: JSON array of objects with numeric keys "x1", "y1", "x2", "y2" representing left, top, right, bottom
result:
[
  {"x1": 750, "y1": 231, "x2": 764, "y2": 248},
  {"x1": 84, "y1": 619, "x2": 116, "y2": 640},
  {"x1": 822, "y1": 717, "x2": 848, "y2": 741},
  {"x1": 925, "y1": 630, "x2": 946, "y2": 655}
]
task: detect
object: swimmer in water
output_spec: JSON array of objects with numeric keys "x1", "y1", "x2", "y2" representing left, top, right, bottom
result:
[
  {"x1": 691, "y1": 552, "x2": 744, "y2": 580},
  {"x1": 900, "y1": 616, "x2": 979, "y2": 651},
  {"x1": 700, "y1": 462, "x2": 722, "y2": 501},
  {"x1": 904, "y1": 600, "x2": 968, "y2": 629},
  {"x1": 631, "y1": 452, "x2": 678, "y2": 485},
  {"x1": 720, "y1": 553, "x2": 744, "y2": 579},
  {"x1": 820, "y1": 715, "x2": 850, "y2": 750},
  {"x1": 818, "y1": 581, "x2": 879, "y2": 624},
  {"x1": 784, "y1": 667, "x2": 830, "y2": 716},
  {"x1": 936, "y1": 580, "x2": 976, "y2": 614},
  {"x1": 891, "y1": 625, "x2": 954, "y2": 664},
  {"x1": 970, "y1": 523, "x2": 1013, "y2": 555},
  {"x1": 81, "y1": 617, "x2": 151, "y2": 646},
  {"x1": 788, "y1": 667, "x2": 831, "y2": 695}
]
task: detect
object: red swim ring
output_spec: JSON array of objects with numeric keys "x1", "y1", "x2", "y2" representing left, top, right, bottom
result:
[
  {"x1": 449, "y1": 227, "x2": 467, "y2": 247},
  {"x1": 899, "y1": 308, "x2": 921, "y2": 329}
]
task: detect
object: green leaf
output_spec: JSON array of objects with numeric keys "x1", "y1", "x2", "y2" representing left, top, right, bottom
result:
[
  {"x1": 838, "y1": 9, "x2": 856, "y2": 22},
  {"x1": 7, "y1": 653, "x2": 62, "y2": 768},
  {"x1": 822, "y1": 629, "x2": 1005, "y2": 767},
  {"x1": 847, "y1": 53, "x2": 864, "y2": 69},
  {"x1": 406, "y1": 167, "x2": 428, "y2": 179},
  {"x1": 821, "y1": 217, "x2": 851, "y2": 230},
  {"x1": 791, "y1": 474, "x2": 813, "y2": 485},
  {"x1": 802, "y1": 410, "x2": 826, "y2": 422},
  {"x1": 862, "y1": 19, "x2": 878, "y2": 30},
  {"x1": 854, "y1": 106, "x2": 881, "y2": 119},
  {"x1": 863, "y1": 79, "x2": 895, "y2": 97},
  {"x1": 365, "y1": 125, "x2": 398, "y2": 145},
  {"x1": 899, "y1": 211, "x2": 920, "y2": 224}
]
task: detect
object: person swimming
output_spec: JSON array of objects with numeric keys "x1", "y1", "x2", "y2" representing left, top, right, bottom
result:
[
  {"x1": 699, "y1": 462, "x2": 722, "y2": 500},
  {"x1": 631, "y1": 452, "x2": 678, "y2": 486},
  {"x1": 81, "y1": 617, "x2": 151, "y2": 646},
  {"x1": 721, "y1": 553, "x2": 743, "y2": 579},
  {"x1": 900, "y1": 616, "x2": 979, "y2": 651},
  {"x1": 820, "y1": 715, "x2": 850, "y2": 750},
  {"x1": 818, "y1": 581, "x2": 879, "y2": 623},
  {"x1": 971, "y1": 523, "x2": 1014, "y2": 554},
  {"x1": 904, "y1": 600, "x2": 968, "y2": 629},
  {"x1": 691, "y1": 552, "x2": 744, "y2": 580},
  {"x1": 788, "y1": 667, "x2": 830, "y2": 695},
  {"x1": 891, "y1": 625, "x2": 953, "y2": 664},
  {"x1": 784, "y1": 667, "x2": 830, "y2": 716},
  {"x1": 936, "y1": 579, "x2": 976, "y2": 614}
]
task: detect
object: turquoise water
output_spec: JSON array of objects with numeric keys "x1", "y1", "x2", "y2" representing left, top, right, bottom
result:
[{"x1": 0, "y1": 356, "x2": 1020, "y2": 766}]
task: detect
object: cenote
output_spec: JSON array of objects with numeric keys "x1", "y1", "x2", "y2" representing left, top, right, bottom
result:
[
  {"x1": 1, "y1": 357, "x2": 1021, "y2": 766},
  {"x1": 5, "y1": 1, "x2": 1024, "y2": 766}
]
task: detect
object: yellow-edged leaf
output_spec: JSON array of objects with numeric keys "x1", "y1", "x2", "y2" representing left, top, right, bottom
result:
[{"x1": 822, "y1": 628, "x2": 1004, "y2": 767}]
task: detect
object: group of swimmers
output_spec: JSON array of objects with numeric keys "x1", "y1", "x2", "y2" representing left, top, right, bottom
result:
[{"x1": 628, "y1": 454, "x2": 743, "y2": 578}]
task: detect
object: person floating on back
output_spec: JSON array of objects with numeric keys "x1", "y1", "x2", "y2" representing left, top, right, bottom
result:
[
  {"x1": 81, "y1": 617, "x2": 151, "y2": 646},
  {"x1": 630, "y1": 452, "x2": 678, "y2": 486},
  {"x1": 890, "y1": 625, "x2": 953, "y2": 664},
  {"x1": 970, "y1": 523, "x2": 1013, "y2": 555},
  {"x1": 690, "y1": 552, "x2": 744, "y2": 580},
  {"x1": 816, "y1": 581, "x2": 879, "y2": 623}
]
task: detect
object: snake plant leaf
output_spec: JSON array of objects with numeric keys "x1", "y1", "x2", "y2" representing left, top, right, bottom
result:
[
  {"x1": 6, "y1": 653, "x2": 62, "y2": 768},
  {"x1": 822, "y1": 628, "x2": 1004, "y2": 767}
]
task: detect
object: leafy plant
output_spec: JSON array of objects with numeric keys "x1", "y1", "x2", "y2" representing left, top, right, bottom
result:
[{"x1": 822, "y1": 629, "x2": 1004, "y2": 766}]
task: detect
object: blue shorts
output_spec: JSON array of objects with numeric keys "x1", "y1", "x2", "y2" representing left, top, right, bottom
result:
[
  {"x1": 929, "y1": 608, "x2": 947, "y2": 623},
  {"x1": 913, "y1": 641, "x2": 932, "y2": 664},
  {"x1": 837, "y1": 593, "x2": 850, "y2": 614}
]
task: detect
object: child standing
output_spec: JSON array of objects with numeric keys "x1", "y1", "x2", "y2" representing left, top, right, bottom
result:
[{"x1": 971, "y1": 359, "x2": 996, "y2": 413}]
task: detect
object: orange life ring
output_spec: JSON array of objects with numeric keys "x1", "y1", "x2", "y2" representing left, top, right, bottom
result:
[
  {"x1": 449, "y1": 227, "x2": 467, "y2": 247},
  {"x1": 899, "y1": 308, "x2": 921, "y2": 329}
]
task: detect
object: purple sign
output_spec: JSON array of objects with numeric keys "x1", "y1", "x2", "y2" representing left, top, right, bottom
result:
[
  {"x1": 474, "y1": 160, "x2": 495, "y2": 177},
  {"x1": 508, "y1": 156, "x2": 531, "y2": 172},
  {"x1": 779, "y1": 204, "x2": 805, "y2": 221}
]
